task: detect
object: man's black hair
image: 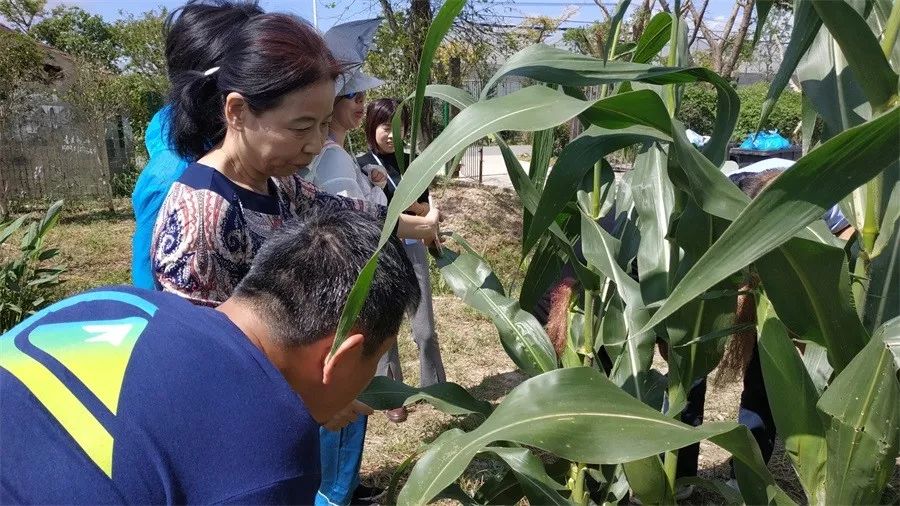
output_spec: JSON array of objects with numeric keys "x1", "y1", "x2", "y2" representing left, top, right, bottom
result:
[{"x1": 234, "y1": 205, "x2": 420, "y2": 355}]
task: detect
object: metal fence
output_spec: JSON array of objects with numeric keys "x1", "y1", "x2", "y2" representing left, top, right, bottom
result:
[
  {"x1": 436, "y1": 78, "x2": 531, "y2": 182},
  {"x1": 457, "y1": 143, "x2": 485, "y2": 182}
]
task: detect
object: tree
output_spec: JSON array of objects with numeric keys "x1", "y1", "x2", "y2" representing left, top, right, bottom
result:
[
  {"x1": 0, "y1": 0, "x2": 45, "y2": 32},
  {"x1": 562, "y1": 21, "x2": 611, "y2": 59},
  {"x1": 30, "y1": 6, "x2": 118, "y2": 66},
  {"x1": 112, "y1": 9, "x2": 169, "y2": 148},
  {"x1": 686, "y1": 0, "x2": 754, "y2": 80},
  {"x1": 0, "y1": 28, "x2": 45, "y2": 113}
]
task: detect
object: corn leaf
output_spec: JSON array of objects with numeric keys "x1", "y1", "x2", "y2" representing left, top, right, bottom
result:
[
  {"x1": 332, "y1": 85, "x2": 601, "y2": 355},
  {"x1": 756, "y1": 293, "x2": 828, "y2": 502},
  {"x1": 436, "y1": 242, "x2": 558, "y2": 377},
  {"x1": 601, "y1": 0, "x2": 631, "y2": 63},
  {"x1": 482, "y1": 447, "x2": 569, "y2": 505},
  {"x1": 641, "y1": 108, "x2": 900, "y2": 340},
  {"x1": 752, "y1": 0, "x2": 776, "y2": 48},
  {"x1": 481, "y1": 44, "x2": 739, "y2": 165},
  {"x1": 758, "y1": 0, "x2": 822, "y2": 132},
  {"x1": 359, "y1": 375, "x2": 492, "y2": 416},
  {"x1": 631, "y1": 144, "x2": 675, "y2": 304},
  {"x1": 407, "y1": 0, "x2": 466, "y2": 165},
  {"x1": 755, "y1": 238, "x2": 869, "y2": 372},
  {"x1": 817, "y1": 316, "x2": 900, "y2": 505},
  {"x1": 396, "y1": 367, "x2": 793, "y2": 506},
  {"x1": 632, "y1": 12, "x2": 673, "y2": 64},
  {"x1": 864, "y1": 180, "x2": 900, "y2": 332},
  {"x1": 812, "y1": 1, "x2": 898, "y2": 112}
]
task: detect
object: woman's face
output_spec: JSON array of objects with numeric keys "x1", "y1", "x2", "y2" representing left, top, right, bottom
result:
[
  {"x1": 332, "y1": 91, "x2": 366, "y2": 132},
  {"x1": 374, "y1": 123, "x2": 394, "y2": 154},
  {"x1": 235, "y1": 79, "x2": 335, "y2": 177}
]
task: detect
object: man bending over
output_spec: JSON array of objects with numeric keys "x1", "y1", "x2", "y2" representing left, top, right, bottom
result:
[{"x1": 0, "y1": 206, "x2": 419, "y2": 504}]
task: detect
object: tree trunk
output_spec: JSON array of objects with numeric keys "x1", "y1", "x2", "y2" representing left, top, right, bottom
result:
[
  {"x1": 721, "y1": 1, "x2": 754, "y2": 80},
  {"x1": 410, "y1": 0, "x2": 434, "y2": 147}
]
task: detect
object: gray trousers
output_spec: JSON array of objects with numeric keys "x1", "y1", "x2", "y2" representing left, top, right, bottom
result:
[{"x1": 377, "y1": 240, "x2": 446, "y2": 387}]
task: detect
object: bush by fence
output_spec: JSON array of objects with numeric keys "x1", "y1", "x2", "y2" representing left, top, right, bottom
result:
[{"x1": 680, "y1": 82, "x2": 802, "y2": 141}]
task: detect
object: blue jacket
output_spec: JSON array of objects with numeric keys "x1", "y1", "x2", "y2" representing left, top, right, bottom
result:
[{"x1": 130, "y1": 107, "x2": 191, "y2": 289}]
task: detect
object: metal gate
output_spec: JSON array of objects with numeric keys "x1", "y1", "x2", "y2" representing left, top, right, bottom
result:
[{"x1": 456, "y1": 142, "x2": 484, "y2": 183}]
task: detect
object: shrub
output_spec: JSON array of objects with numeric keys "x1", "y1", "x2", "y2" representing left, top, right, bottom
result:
[
  {"x1": 0, "y1": 201, "x2": 66, "y2": 333},
  {"x1": 679, "y1": 82, "x2": 802, "y2": 142}
]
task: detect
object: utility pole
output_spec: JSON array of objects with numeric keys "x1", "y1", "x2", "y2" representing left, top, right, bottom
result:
[{"x1": 312, "y1": 0, "x2": 318, "y2": 28}]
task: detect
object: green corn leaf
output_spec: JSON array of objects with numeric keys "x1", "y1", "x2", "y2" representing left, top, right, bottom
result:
[
  {"x1": 435, "y1": 242, "x2": 558, "y2": 377},
  {"x1": 482, "y1": 44, "x2": 738, "y2": 164},
  {"x1": 396, "y1": 367, "x2": 793, "y2": 506},
  {"x1": 632, "y1": 12, "x2": 673, "y2": 64},
  {"x1": 0, "y1": 215, "x2": 26, "y2": 247},
  {"x1": 332, "y1": 85, "x2": 599, "y2": 356},
  {"x1": 801, "y1": 342, "x2": 833, "y2": 396},
  {"x1": 812, "y1": 1, "x2": 898, "y2": 112},
  {"x1": 623, "y1": 456, "x2": 672, "y2": 505},
  {"x1": 522, "y1": 123, "x2": 554, "y2": 239},
  {"x1": 528, "y1": 127, "x2": 554, "y2": 192},
  {"x1": 641, "y1": 108, "x2": 900, "y2": 340},
  {"x1": 752, "y1": 0, "x2": 776, "y2": 48},
  {"x1": 666, "y1": 203, "x2": 736, "y2": 407},
  {"x1": 756, "y1": 293, "x2": 828, "y2": 502},
  {"x1": 407, "y1": 0, "x2": 466, "y2": 165},
  {"x1": 601, "y1": 0, "x2": 631, "y2": 64},
  {"x1": 481, "y1": 447, "x2": 569, "y2": 505},
  {"x1": 631, "y1": 144, "x2": 675, "y2": 304},
  {"x1": 756, "y1": 239, "x2": 869, "y2": 372},
  {"x1": 518, "y1": 235, "x2": 566, "y2": 316},
  {"x1": 579, "y1": 207, "x2": 659, "y2": 405},
  {"x1": 758, "y1": 0, "x2": 822, "y2": 132},
  {"x1": 392, "y1": 84, "x2": 477, "y2": 175},
  {"x1": 358, "y1": 375, "x2": 492, "y2": 416},
  {"x1": 817, "y1": 316, "x2": 900, "y2": 505},
  {"x1": 798, "y1": 29, "x2": 870, "y2": 142},
  {"x1": 864, "y1": 180, "x2": 900, "y2": 333},
  {"x1": 499, "y1": 137, "x2": 603, "y2": 291},
  {"x1": 522, "y1": 90, "x2": 673, "y2": 255}
]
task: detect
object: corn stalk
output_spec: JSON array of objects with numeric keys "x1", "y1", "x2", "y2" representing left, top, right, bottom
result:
[{"x1": 350, "y1": 0, "x2": 900, "y2": 504}]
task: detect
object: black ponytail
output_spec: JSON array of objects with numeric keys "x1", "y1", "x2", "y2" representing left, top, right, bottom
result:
[
  {"x1": 169, "y1": 70, "x2": 225, "y2": 160},
  {"x1": 167, "y1": 13, "x2": 344, "y2": 160}
]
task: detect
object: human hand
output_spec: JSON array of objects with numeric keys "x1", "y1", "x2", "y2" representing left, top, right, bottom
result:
[
  {"x1": 422, "y1": 200, "x2": 443, "y2": 253},
  {"x1": 406, "y1": 201, "x2": 430, "y2": 216},
  {"x1": 322, "y1": 400, "x2": 374, "y2": 431},
  {"x1": 370, "y1": 169, "x2": 386, "y2": 183}
]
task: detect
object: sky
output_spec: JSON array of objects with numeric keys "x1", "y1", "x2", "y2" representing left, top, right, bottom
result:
[{"x1": 43, "y1": 0, "x2": 743, "y2": 33}]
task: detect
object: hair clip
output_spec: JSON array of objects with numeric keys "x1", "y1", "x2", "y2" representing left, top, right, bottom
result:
[{"x1": 203, "y1": 66, "x2": 220, "y2": 76}]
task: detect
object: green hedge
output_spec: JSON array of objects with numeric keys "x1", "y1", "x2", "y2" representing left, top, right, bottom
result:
[{"x1": 679, "y1": 82, "x2": 802, "y2": 142}]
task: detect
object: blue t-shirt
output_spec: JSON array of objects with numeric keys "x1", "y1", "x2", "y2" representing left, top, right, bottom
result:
[
  {"x1": 131, "y1": 107, "x2": 191, "y2": 289},
  {"x1": 0, "y1": 286, "x2": 321, "y2": 504}
]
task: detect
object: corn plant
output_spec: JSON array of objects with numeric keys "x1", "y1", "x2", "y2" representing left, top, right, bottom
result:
[
  {"x1": 0, "y1": 200, "x2": 65, "y2": 333},
  {"x1": 345, "y1": 0, "x2": 900, "y2": 504}
]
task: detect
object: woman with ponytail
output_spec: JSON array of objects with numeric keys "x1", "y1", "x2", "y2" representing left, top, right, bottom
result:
[
  {"x1": 151, "y1": 13, "x2": 441, "y2": 306},
  {"x1": 131, "y1": 0, "x2": 264, "y2": 290}
]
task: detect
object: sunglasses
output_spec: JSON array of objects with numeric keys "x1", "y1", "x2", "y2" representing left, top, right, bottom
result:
[{"x1": 342, "y1": 91, "x2": 363, "y2": 100}]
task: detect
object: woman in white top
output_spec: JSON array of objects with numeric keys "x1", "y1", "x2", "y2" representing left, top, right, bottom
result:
[{"x1": 305, "y1": 88, "x2": 389, "y2": 205}]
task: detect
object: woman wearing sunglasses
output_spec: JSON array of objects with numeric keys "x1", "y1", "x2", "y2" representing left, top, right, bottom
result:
[{"x1": 304, "y1": 87, "x2": 390, "y2": 204}]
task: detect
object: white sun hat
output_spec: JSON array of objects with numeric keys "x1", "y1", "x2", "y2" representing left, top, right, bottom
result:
[{"x1": 324, "y1": 18, "x2": 385, "y2": 97}]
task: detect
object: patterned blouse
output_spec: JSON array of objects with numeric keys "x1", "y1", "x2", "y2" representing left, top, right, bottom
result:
[{"x1": 151, "y1": 163, "x2": 386, "y2": 306}]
